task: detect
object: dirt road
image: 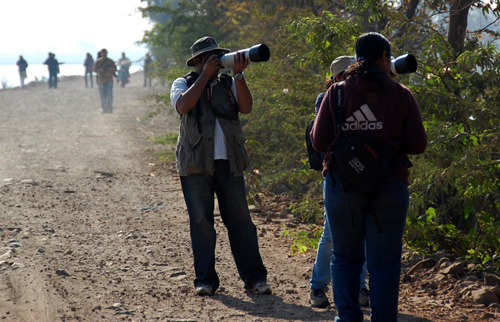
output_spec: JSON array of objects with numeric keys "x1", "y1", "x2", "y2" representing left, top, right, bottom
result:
[{"x1": 0, "y1": 74, "x2": 494, "y2": 321}]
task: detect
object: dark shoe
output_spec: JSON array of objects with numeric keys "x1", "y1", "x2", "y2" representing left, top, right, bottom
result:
[
  {"x1": 359, "y1": 288, "x2": 370, "y2": 307},
  {"x1": 195, "y1": 284, "x2": 214, "y2": 296},
  {"x1": 252, "y1": 281, "x2": 272, "y2": 294},
  {"x1": 245, "y1": 281, "x2": 272, "y2": 294},
  {"x1": 310, "y1": 289, "x2": 330, "y2": 308}
]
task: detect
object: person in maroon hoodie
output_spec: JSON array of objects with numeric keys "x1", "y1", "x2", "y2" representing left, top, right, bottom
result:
[{"x1": 311, "y1": 32, "x2": 427, "y2": 322}]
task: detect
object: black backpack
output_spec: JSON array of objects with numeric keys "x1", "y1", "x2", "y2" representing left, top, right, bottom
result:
[
  {"x1": 329, "y1": 82, "x2": 394, "y2": 197},
  {"x1": 305, "y1": 118, "x2": 323, "y2": 171},
  {"x1": 306, "y1": 92, "x2": 327, "y2": 171}
]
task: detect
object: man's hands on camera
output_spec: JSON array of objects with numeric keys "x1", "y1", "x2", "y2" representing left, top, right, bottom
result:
[
  {"x1": 199, "y1": 51, "x2": 249, "y2": 82},
  {"x1": 232, "y1": 51, "x2": 249, "y2": 74},
  {"x1": 201, "y1": 54, "x2": 221, "y2": 81}
]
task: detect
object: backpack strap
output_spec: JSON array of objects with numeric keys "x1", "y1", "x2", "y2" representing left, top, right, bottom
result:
[
  {"x1": 329, "y1": 81, "x2": 345, "y2": 184},
  {"x1": 334, "y1": 81, "x2": 345, "y2": 134},
  {"x1": 183, "y1": 72, "x2": 203, "y2": 134},
  {"x1": 184, "y1": 71, "x2": 199, "y2": 87}
]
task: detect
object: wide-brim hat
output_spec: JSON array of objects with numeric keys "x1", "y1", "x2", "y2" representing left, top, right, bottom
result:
[
  {"x1": 330, "y1": 55, "x2": 355, "y2": 79},
  {"x1": 186, "y1": 36, "x2": 230, "y2": 67}
]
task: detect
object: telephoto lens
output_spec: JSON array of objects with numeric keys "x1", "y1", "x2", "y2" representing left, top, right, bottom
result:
[
  {"x1": 390, "y1": 54, "x2": 417, "y2": 76},
  {"x1": 219, "y1": 44, "x2": 270, "y2": 68}
]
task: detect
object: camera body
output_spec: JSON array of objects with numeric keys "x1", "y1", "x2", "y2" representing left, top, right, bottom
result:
[
  {"x1": 218, "y1": 44, "x2": 270, "y2": 68},
  {"x1": 390, "y1": 54, "x2": 417, "y2": 76}
]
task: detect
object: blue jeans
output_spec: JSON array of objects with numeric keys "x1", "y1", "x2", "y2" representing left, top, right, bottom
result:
[
  {"x1": 98, "y1": 81, "x2": 113, "y2": 112},
  {"x1": 180, "y1": 160, "x2": 267, "y2": 290},
  {"x1": 85, "y1": 70, "x2": 93, "y2": 88},
  {"x1": 324, "y1": 174, "x2": 409, "y2": 322},
  {"x1": 48, "y1": 73, "x2": 58, "y2": 88},
  {"x1": 310, "y1": 200, "x2": 368, "y2": 290}
]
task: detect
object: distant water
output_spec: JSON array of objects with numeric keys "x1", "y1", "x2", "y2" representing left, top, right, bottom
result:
[{"x1": 0, "y1": 64, "x2": 142, "y2": 89}]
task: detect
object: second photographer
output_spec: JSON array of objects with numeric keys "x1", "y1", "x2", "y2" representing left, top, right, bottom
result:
[{"x1": 310, "y1": 32, "x2": 427, "y2": 321}]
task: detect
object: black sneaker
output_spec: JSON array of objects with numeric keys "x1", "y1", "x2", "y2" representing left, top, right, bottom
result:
[
  {"x1": 359, "y1": 288, "x2": 370, "y2": 307},
  {"x1": 195, "y1": 284, "x2": 215, "y2": 296},
  {"x1": 253, "y1": 281, "x2": 272, "y2": 295},
  {"x1": 309, "y1": 289, "x2": 330, "y2": 308}
]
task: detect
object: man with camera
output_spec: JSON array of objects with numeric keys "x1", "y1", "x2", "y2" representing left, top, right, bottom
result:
[{"x1": 170, "y1": 36, "x2": 271, "y2": 296}]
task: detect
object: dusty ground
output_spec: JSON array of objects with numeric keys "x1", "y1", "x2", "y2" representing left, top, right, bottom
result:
[{"x1": 0, "y1": 73, "x2": 498, "y2": 321}]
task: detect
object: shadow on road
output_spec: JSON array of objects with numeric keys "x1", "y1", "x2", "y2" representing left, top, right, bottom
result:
[
  {"x1": 212, "y1": 293, "x2": 435, "y2": 322},
  {"x1": 213, "y1": 293, "x2": 333, "y2": 321}
]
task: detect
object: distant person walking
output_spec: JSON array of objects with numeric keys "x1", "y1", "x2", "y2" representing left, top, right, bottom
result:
[
  {"x1": 16, "y1": 55, "x2": 28, "y2": 88},
  {"x1": 44, "y1": 52, "x2": 59, "y2": 89},
  {"x1": 84, "y1": 53, "x2": 94, "y2": 88},
  {"x1": 117, "y1": 52, "x2": 131, "y2": 87},
  {"x1": 143, "y1": 52, "x2": 152, "y2": 87},
  {"x1": 94, "y1": 49, "x2": 117, "y2": 113}
]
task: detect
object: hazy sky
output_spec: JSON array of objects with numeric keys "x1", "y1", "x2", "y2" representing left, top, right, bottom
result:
[{"x1": 0, "y1": 0, "x2": 152, "y2": 64}]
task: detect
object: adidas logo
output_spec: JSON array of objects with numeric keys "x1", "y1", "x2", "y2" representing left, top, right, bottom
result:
[{"x1": 342, "y1": 104, "x2": 383, "y2": 131}]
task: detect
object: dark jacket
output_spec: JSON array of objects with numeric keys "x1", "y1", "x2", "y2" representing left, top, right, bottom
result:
[
  {"x1": 17, "y1": 58, "x2": 28, "y2": 71},
  {"x1": 44, "y1": 56, "x2": 59, "y2": 74},
  {"x1": 84, "y1": 56, "x2": 94, "y2": 71},
  {"x1": 311, "y1": 69, "x2": 427, "y2": 183}
]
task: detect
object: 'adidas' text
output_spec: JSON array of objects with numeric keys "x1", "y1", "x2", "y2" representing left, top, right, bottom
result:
[{"x1": 342, "y1": 104, "x2": 383, "y2": 131}]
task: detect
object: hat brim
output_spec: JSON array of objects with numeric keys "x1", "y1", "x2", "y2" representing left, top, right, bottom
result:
[{"x1": 186, "y1": 47, "x2": 230, "y2": 67}]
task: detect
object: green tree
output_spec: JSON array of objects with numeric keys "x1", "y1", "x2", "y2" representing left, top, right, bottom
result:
[{"x1": 139, "y1": 0, "x2": 500, "y2": 266}]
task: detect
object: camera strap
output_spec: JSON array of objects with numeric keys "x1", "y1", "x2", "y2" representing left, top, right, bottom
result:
[
  {"x1": 225, "y1": 88, "x2": 239, "y2": 114},
  {"x1": 219, "y1": 74, "x2": 240, "y2": 115}
]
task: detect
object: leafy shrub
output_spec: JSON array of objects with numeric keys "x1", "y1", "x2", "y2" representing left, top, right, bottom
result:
[
  {"x1": 283, "y1": 225, "x2": 323, "y2": 255},
  {"x1": 149, "y1": 133, "x2": 178, "y2": 162}
]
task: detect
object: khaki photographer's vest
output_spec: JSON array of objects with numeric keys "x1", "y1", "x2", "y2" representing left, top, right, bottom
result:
[{"x1": 176, "y1": 80, "x2": 249, "y2": 176}]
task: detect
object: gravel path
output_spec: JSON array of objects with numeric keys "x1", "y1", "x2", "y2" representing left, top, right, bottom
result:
[{"x1": 0, "y1": 73, "x2": 492, "y2": 321}]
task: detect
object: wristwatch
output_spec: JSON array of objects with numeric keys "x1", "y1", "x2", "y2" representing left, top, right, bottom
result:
[{"x1": 234, "y1": 72, "x2": 245, "y2": 80}]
